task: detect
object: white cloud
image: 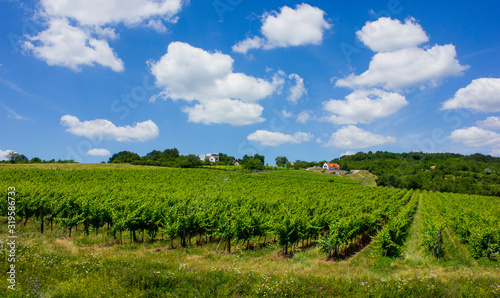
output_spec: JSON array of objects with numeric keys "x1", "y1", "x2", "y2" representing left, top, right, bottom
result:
[
  {"x1": 182, "y1": 99, "x2": 265, "y2": 126},
  {"x1": 0, "y1": 150, "x2": 16, "y2": 161},
  {"x1": 336, "y1": 45, "x2": 468, "y2": 90},
  {"x1": 87, "y1": 148, "x2": 111, "y2": 156},
  {"x1": 441, "y1": 78, "x2": 500, "y2": 112},
  {"x1": 41, "y1": 0, "x2": 183, "y2": 27},
  {"x1": 232, "y1": 36, "x2": 265, "y2": 55},
  {"x1": 150, "y1": 42, "x2": 282, "y2": 126},
  {"x1": 325, "y1": 126, "x2": 396, "y2": 149},
  {"x1": 2, "y1": 103, "x2": 29, "y2": 121},
  {"x1": 477, "y1": 116, "x2": 500, "y2": 130},
  {"x1": 61, "y1": 115, "x2": 159, "y2": 142},
  {"x1": 356, "y1": 17, "x2": 429, "y2": 52},
  {"x1": 323, "y1": 89, "x2": 407, "y2": 124},
  {"x1": 341, "y1": 151, "x2": 356, "y2": 157},
  {"x1": 490, "y1": 149, "x2": 500, "y2": 157},
  {"x1": 150, "y1": 42, "x2": 277, "y2": 102},
  {"x1": 145, "y1": 19, "x2": 168, "y2": 33},
  {"x1": 288, "y1": 73, "x2": 307, "y2": 103},
  {"x1": 247, "y1": 130, "x2": 313, "y2": 147},
  {"x1": 23, "y1": 18, "x2": 124, "y2": 72},
  {"x1": 232, "y1": 4, "x2": 331, "y2": 54},
  {"x1": 24, "y1": 0, "x2": 184, "y2": 71},
  {"x1": 297, "y1": 110, "x2": 313, "y2": 124},
  {"x1": 449, "y1": 126, "x2": 500, "y2": 148},
  {"x1": 282, "y1": 110, "x2": 293, "y2": 118}
]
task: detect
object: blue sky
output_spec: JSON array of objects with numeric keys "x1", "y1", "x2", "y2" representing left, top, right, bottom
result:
[{"x1": 1, "y1": 0, "x2": 500, "y2": 164}]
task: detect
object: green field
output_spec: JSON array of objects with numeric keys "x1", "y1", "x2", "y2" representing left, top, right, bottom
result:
[{"x1": 1, "y1": 164, "x2": 499, "y2": 297}]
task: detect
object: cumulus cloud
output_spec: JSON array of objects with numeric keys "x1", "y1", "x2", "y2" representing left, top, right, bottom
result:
[
  {"x1": 341, "y1": 151, "x2": 357, "y2": 157},
  {"x1": 296, "y1": 110, "x2": 313, "y2": 124},
  {"x1": 477, "y1": 116, "x2": 500, "y2": 130},
  {"x1": 24, "y1": 18, "x2": 124, "y2": 72},
  {"x1": 288, "y1": 73, "x2": 307, "y2": 103},
  {"x1": 232, "y1": 4, "x2": 331, "y2": 54},
  {"x1": 441, "y1": 78, "x2": 500, "y2": 112},
  {"x1": 325, "y1": 126, "x2": 396, "y2": 149},
  {"x1": 247, "y1": 130, "x2": 313, "y2": 147},
  {"x1": 449, "y1": 126, "x2": 500, "y2": 148},
  {"x1": 491, "y1": 149, "x2": 500, "y2": 157},
  {"x1": 323, "y1": 89, "x2": 407, "y2": 124},
  {"x1": 336, "y1": 45, "x2": 468, "y2": 90},
  {"x1": 24, "y1": 0, "x2": 184, "y2": 71},
  {"x1": 61, "y1": 115, "x2": 159, "y2": 142},
  {"x1": 282, "y1": 110, "x2": 293, "y2": 118},
  {"x1": 182, "y1": 99, "x2": 265, "y2": 126},
  {"x1": 41, "y1": 0, "x2": 183, "y2": 26},
  {"x1": 150, "y1": 42, "x2": 277, "y2": 102},
  {"x1": 0, "y1": 150, "x2": 16, "y2": 161},
  {"x1": 150, "y1": 42, "x2": 282, "y2": 126},
  {"x1": 87, "y1": 148, "x2": 111, "y2": 156},
  {"x1": 356, "y1": 17, "x2": 429, "y2": 52}
]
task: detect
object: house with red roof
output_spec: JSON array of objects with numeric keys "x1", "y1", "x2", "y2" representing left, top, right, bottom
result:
[{"x1": 323, "y1": 163, "x2": 340, "y2": 170}]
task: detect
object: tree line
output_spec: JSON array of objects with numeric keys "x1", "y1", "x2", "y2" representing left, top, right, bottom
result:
[
  {"x1": 0, "y1": 151, "x2": 76, "y2": 164},
  {"x1": 108, "y1": 149, "x2": 266, "y2": 170}
]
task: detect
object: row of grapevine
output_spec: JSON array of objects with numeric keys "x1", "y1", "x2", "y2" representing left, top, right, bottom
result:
[
  {"x1": 319, "y1": 190, "x2": 414, "y2": 259},
  {"x1": 429, "y1": 192, "x2": 500, "y2": 259},
  {"x1": 374, "y1": 190, "x2": 419, "y2": 257},
  {"x1": 420, "y1": 191, "x2": 446, "y2": 259}
]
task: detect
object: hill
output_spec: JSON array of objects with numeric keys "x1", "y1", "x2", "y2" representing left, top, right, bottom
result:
[{"x1": 331, "y1": 152, "x2": 500, "y2": 196}]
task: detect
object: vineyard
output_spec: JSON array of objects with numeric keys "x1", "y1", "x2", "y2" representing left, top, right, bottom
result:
[{"x1": 1, "y1": 164, "x2": 499, "y2": 297}]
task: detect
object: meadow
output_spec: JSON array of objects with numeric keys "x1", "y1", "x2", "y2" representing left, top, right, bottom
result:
[{"x1": 0, "y1": 164, "x2": 499, "y2": 297}]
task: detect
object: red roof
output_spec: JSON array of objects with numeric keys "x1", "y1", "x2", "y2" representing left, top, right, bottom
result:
[{"x1": 325, "y1": 163, "x2": 340, "y2": 169}]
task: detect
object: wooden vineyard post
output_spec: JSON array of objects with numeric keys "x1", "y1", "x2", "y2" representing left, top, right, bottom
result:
[
  {"x1": 182, "y1": 217, "x2": 186, "y2": 247},
  {"x1": 227, "y1": 219, "x2": 231, "y2": 254},
  {"x1": 39, "y1": 205, "x2": 44, "y2": 234},
  {"x1": 436, "y1": 231, "x2": 442, "y2": 260},
  {"x1": 487, "y1": 236, "x2": 491, "y2": 258}
]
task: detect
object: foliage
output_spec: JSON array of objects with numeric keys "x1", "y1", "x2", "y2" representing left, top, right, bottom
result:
[
  {"x1": 275, "y1": 156, "x2": 288, "y2": 167},
  {"x1": 108, "y1": 151, "x2": 141, "y2": 164},
  {"x1": 334, "y1": 151, "x2": 500, "y2": 196},
  {"x1": 428, "y1": 191, "x2": 500, "y2": 259},
  {"x1": 241, "y1": 158, "x2": 264, "y2": 171},
  {"x1": 374, "y1": 190, "x2": 418, "y2": 257}
]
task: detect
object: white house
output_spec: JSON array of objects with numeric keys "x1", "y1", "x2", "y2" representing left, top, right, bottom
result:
[
  {"x1": 323, "y1": 163, "x2": 340, "y2": 170},
  {"x1": 199, "y1": 154, "x2": 219, "y2": 163}
]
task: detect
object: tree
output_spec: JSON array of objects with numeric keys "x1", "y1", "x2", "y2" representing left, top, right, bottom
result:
[
  {"x1": 275, "y1": 156, "x2": 288, "y2": 167},
  {"x1": 178, "y1": 154, "x2": 202, "y2": 168},
  {"x1": 7, "y1": 152, "x2": 28, "y2": 163},
  {"x1": 218, "y1": 153, "x2": 236, "y2": 165},
  {"x1": 30, "y1": 157, "x2": 42, "y2": 163},
  {"x1": 108, "y1": 151, "x2": 141, "y2": 163},
  {"x1": 7, "y1": 151, "x2": 19, "y2": 163},
  {"x1": 242, "y1": 158, "x2": 264, "y2": 171},
  {"x1": 144, "y1": 150, "x2": 163, "y2": 161},
  {"x1": 163, "y1": 148, "x2": 180, "y2": 159},
  {"x1": 254, "y1": 154, "x2": 265, "y2": 165}
]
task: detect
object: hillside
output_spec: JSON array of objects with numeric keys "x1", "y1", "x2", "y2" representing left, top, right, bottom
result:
[{"x1": 332, "y1": 152, "x2": 500, "y2": 196}]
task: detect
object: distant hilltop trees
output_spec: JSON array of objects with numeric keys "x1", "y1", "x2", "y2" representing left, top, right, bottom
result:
[
  {"x1": 108, "y1": 149, "x2": 266, "y2": 170},
  {"x1": 0, "y1": 151, "x2": 76, "y2": 164}
]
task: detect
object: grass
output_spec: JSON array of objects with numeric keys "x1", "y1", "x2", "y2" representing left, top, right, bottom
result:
[
  {"x1": 344, "y1": 170, "x2": 378, "y2": 186},
  {"x1": 1, "y1": 216, "x2": 499, "y2": 297}
]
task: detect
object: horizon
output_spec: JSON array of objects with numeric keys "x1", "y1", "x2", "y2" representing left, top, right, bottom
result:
[{"x1": 1, "y1": 1, "x2": 500, "y2": 164}]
